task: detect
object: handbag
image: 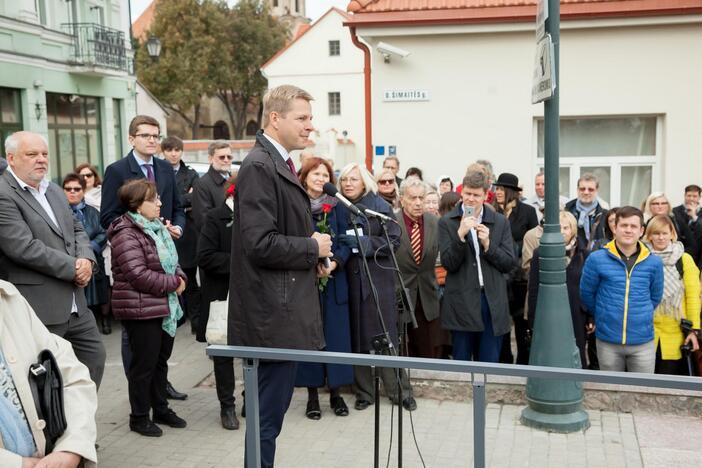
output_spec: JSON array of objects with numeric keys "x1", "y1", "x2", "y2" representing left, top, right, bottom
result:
[
  {"x1": 28, "y1": 349, "x2": 67, "y2": 454},
  {"x1": 206, "y1": 294, "x2": 229, "y2": 345}
]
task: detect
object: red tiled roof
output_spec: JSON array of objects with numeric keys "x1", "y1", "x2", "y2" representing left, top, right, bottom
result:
[
  {"x1": 346, "y1": 0, "x2": 702, "y2": 25},
  {"x1": 262, "y1": 7, "x2": 350, "y2": 70},
  {"x1": 132, "y1": 0, "x2": 158, "y2": 41}
]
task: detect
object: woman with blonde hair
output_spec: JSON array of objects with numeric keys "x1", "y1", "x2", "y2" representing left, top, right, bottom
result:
[
  {"x1": 643, "y1": 192, "x2": 699, "y2": 260},
  {"x1": 375, "y1": 169, "x2": 400, "y2": 211},
  {"x1": 644, "y1": 215, "x2": 700, "y2": 374}
]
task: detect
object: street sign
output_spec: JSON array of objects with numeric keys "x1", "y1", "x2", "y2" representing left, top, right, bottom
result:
[
  {"x1": 531, "y1": 34, "x2": 556, "y2": 104},
  {"x1": 536, "y1": 0, "x2": 548, "y2": 40}
]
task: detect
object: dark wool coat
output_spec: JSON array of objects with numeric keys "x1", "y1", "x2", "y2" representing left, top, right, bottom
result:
[
  {"x1": 296, "y1": 201, "x2": 354, "y2": 388},
  {"x1": 173, "y1": 161, "x2": 200, "y2": 268},
  {"x1": 661, "y1": 209, "x2": 701, "y2": 265},
  {"x1": 528, "y1": 246, "x2": 589, "y2": 368},
  {"x1": 438, "y1": 204, "x2": 517, "y2": 335},
  {"x1": 192, "y1": 165, "x2": 227, "y2": 233},
  {"x1": 344, "y1": 192, "x2": 401, "y2": 353},
  {"x1": 227, "y1": 131, "x2": 324, "y2": 350},
  {"x1": 196, "y1": 202, "x2": 232, "y2": 343},
  {"x1": 396, "y1": 212, "x2": 440, "y2": 323},
  {"x1": 565, "y1": 198, "x2": 608, "y2": 252},
  {"x1": 108, "y1": 214, "x2": 186, "y2": 320},
  {"x1": 73, "y1": 203, "x2": 108, "y2": 307}
]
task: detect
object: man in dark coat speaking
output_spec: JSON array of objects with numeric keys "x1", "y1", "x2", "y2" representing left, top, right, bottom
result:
[{"x1": 228, "y1": 85, "x2": 332, "y2": 467}]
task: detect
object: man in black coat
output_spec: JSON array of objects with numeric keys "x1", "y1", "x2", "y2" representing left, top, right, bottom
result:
[
  {"x1": 100, "y1": 115, "x2": 188, "y2": 400},
  {"x1": 162, "y1": 136, "x2": 201, "y2": 334},
  {"x1": 672, "y1": 184, "x2": 702, "y2": 265},
  {"x1": 228, "y1": 85, "x2": 332, "y2": 468},
  {"x1": 438, "y1": 171, "x2": 517, "y2": 362},
  {"x1": 564, "y1": 173, "x2": 608, "y2": 252},
  {"x1": 192, "y1": 140, "x2": 233, "y2": 232}
]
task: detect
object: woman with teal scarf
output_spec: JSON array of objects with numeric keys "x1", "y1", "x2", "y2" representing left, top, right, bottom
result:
[{"x1": 108, "y1": 179, "x2": 187, "y2": 438}]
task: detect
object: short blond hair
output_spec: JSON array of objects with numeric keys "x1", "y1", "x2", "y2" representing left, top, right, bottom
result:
[
  {"x1": 337, "y1": 163, "x2": 377, "y2": 196},
  {"x1": 645, "y1": 214, "x2": 678, "y2": 242},
  {"x1": 262, "y1": 85, "x2": 313, "y2": 128},
  {"x1": 559, "y1": 211, "x2": 578, "y2": 238}
]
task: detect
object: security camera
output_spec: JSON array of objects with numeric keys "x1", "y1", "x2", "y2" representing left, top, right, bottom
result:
[{"x1": 377, "y1": 42, "x2": 410, "y2": 63}]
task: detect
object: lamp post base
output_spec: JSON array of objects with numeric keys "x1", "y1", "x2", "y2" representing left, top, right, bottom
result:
[{"x1": 520, "y1": 403, "x2": 590, "y2": 433}]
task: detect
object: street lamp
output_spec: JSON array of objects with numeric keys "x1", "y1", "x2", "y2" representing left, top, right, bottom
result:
[{"x1": 146, "y1": 35, "x2": 162, "y2": 61}]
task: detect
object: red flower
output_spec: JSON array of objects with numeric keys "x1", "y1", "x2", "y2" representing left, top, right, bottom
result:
[
  {"x1": 226, "y1": 184, "x2": 236, "y2": 196},
  {"x1": 322, "y1": 203, "x2": 333, "y2": 214}
]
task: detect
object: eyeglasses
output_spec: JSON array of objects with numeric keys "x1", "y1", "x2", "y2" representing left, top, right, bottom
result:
[
  {"x1": 135, "y1": 133, "x2": 162, "y2": 141},
  {"x1": 340, "y1": 177, "x2": 361, "y2": 184},
  {"x1": 80, "y1": 172, "x2": 95, "y2": 178},
  {"x1": 651, "y1": 201, "x2": 669, "y2": 206},
  {"x1": 144, "y1": 195, "x2": 161, "y2": 203},
  {"x1": 217, "y1": 155, "x2": 234, "y2": 161},
  {"x1": 378, "y1": 179, "x2": 394, "y2": 185},
  {"x1": 578, "y1": 187, "x2": 596, "y2": 192},
  {"x1": 63, "y1": 187, "x2": 83, "y2": 193}
]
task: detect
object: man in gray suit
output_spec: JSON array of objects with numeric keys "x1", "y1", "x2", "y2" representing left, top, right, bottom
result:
[{"x1": 0, "y1": 131, "x2": 105, "y2": 387}]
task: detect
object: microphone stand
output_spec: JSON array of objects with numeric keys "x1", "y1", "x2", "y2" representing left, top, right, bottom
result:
[{"x1": 348, "y1": 211, "x2": 397, "y2": 468}]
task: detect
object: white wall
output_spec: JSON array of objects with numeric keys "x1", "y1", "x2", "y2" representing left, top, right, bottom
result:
[
  {"x1": 136, "y1": 82, "x2": 168, "y2": 135},
  {"x1": 358, "y1": 18, "x2": 702, "y2": 204},
  {"x1": 263, "y1": 9, "x2": 365, "y2": 167}
]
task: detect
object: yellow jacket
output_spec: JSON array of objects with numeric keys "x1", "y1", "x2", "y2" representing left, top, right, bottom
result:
[
  {"x1": 653, "y1": 253, "x2": 701, "y2": 360},
  {"x1": 0, "y1": 281, "x2": 97, "y2": 468}
]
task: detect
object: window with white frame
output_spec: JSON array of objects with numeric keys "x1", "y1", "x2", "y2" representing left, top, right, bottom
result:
[
  {"x1": 536, "y1": 116, "x2": 660, "y2": 207},
  {"x1": 328, "y1": 92, "x2": 341, "y2": 116},
  {"x1": 329, "y1": 40, "x2": 340, "y2": 56}
]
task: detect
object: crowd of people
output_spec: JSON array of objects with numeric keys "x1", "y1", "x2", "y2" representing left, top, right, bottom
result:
[{"x1": 0, "y1": 84, "x2": 700, "y2": 467}]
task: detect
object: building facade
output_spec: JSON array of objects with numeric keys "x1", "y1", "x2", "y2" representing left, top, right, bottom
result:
[
  {"x1": 262, "y1": 7, "x2": 365, "y2": 168},
  {"x1": 346, "y1": 0, "x2": 702, "y2": 207},
  {"x1": 0, "y1": 0, "x2": 135, "y2": 182}
]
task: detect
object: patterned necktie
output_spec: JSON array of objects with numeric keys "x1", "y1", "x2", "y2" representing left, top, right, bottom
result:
[
  {"x1": 286, "y1": 158, "x2": 296, "y2": 175},
  {"x1": 410, "y1": 222, "x2": 421, "y2": 264},
  {"x1": 144, "y1": 163, "x2": 155, "y2": 182}
]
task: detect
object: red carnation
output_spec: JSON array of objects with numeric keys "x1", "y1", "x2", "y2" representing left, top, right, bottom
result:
[
  {"x1": 227, "y1": 184, "x2": 236, "y2": 196},
  {"x1": 322, "y1": 203, "x2": 333, "y2": 214}
]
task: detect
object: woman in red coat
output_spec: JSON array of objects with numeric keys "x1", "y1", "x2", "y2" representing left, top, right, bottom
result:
[{"x1": 108, "y1": 179, "x2": 187, "y2": 437}]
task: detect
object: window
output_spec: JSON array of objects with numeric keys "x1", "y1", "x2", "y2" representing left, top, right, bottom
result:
[
  {"x1": 328, "y1": 92, "x2": 341, "y2": 116},
  {"x1": 295, "y1": 0, "x2": 300, "y2": 13},
  {"x1": 329, "y1": 40, "x2": 340, "y2": 56},
  {"x1": 113, "y1": 99, "x2": 123, "y2": 158},
  {"x1": 0, "y1": 88, "x2": 23, "y2": 159},
  {"x1": 46, "y1": 93, "x2": 102, "y2": 182},
  {"x1": 245, "y1": 120, "x2": 259, "y2": 136},
  {"x1": 536, "y1": 116, "x2": 659, "y2": 207},
  {"x1": 36, "y1": 0, "x2": 47, "y2": 25}
]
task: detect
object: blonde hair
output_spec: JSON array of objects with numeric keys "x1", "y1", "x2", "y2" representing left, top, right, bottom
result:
[
  {"x1": 645, "y1": 214, "x2": 678, "y2": 242},
  {"x1": 642, "y1": 192, "x2": 671, "y2": 221},
  {"x1": 262, "y1": 85, "x2": 313, "y2": 128},
  {"x1": 559, "y1": 211, "x2": 578, "y2": 242},
  {"x1": 337, "y1": 163, "x2": 377, "y2": 196}
]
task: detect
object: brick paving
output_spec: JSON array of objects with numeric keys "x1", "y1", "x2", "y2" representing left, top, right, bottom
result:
[{"x1": 95, "y1": 323, "x2": 701, "y2": 467}]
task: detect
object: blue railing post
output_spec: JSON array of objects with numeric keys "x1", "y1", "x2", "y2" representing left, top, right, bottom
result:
[
  {"x1": 472, "y1": 374, "x2": 486, "y2": 468},
  {"x1": 243, "y1": 358, "x2": 261, "y2": 468}
]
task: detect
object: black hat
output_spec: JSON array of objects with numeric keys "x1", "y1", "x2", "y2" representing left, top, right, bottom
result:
[{"x1": 493, "y1": 173, "x2": 521, "y2": 191}]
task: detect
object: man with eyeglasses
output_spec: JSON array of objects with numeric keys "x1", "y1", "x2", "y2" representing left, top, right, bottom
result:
[
  {"x1": 192, "y1": 140, "x2": 233, "y2": 232},
  {"x1": 100, "y1": 115, "x2": 188, "y2": 401},
  {"x1": 0, "y1": 131, "x2": 106, "y2": 387},
  {"x1": 565, "y1": 173, "x2": 608, "y2": 251},
  {"x1": 383, "y1": 155, "x2": 403, "y2": 186}
]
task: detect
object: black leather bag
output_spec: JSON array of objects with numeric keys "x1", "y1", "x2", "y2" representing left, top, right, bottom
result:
[{"x1": 28, "y1": 349, "x2": 67, "y2": 453}]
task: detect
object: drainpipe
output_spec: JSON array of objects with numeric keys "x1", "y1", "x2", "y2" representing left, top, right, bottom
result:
[{"x1": 349, "y1": 26, "x2": 373, "y2": 172}]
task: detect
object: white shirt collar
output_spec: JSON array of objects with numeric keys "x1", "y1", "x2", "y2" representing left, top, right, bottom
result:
[
  {"x1": 262, "y1": 131, "x2": 290, "y2": 162},
  {"x1": 132, "y1": 150, "x2": 154, "y2": 166},
  {"x1": 6, "y1": 166, "x2": 49, "y2": 194}
]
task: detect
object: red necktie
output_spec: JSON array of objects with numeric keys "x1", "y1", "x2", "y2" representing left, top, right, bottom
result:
[
  {"x1": 286, "y1": 158, "x2": 296, "y2": 175},
  {"x1": 410, "y1": 222, "x2": 421, "y2": 264}
]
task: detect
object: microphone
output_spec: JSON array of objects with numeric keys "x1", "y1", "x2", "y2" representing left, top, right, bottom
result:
[
  {"x1": 356, "y1": 203, "x2": 396, "y2": 223},
  {"x1": 322, "y1": 182, "x2": 363, "y2": 217}
]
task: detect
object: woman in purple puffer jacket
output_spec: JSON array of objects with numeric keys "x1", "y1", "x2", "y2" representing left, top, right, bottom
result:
[{"x1": 108, "y1": 179, "x2": 187, "y2": 438}]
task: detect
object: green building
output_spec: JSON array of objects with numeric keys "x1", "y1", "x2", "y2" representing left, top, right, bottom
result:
[{"x1": 0, "y1": 0, "x2": 136, "y2": 181}]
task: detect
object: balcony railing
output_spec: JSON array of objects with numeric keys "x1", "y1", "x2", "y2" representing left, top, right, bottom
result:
[{"x1": 62, "y1": 22, "x2": 132, "y2": 74}]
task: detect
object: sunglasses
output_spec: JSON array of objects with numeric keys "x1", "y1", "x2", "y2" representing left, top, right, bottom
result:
[
  {"x1": 378, "y1": 179, "x2": 394, "y2": 185},
  {"x1": 80, "y1": 172, "x2": 95, "y2": 178},
  {"x1": 217, "y1": 155, "x2": 234, "y2": 161},
  {"x1": 64, "y1": 187, "x2": 83, "y2": 193}
]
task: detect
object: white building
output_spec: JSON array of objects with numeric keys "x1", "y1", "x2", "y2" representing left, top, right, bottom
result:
[
  {"x1": 262, "y1": 7, "x2": 365, "y2": 168},
  {"x1": 346, "y1": 0, "x2": 702, "y2": 207}
]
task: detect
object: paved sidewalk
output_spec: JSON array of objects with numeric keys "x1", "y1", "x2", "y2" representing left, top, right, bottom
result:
[{"x1": 95, "y1": 323, "x2": 701, "y2": 467}]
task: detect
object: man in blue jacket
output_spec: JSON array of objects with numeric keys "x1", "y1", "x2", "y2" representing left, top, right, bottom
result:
[{"x1": 580, "y1": 206, "x2": 664, "y2": 373}]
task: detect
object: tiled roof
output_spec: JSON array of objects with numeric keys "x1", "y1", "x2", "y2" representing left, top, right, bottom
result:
[
  {"x1": 346, "y1": 0, "x2": 702, "y2": 25},
  {"x1": 132, "y1": 0, "x2": 157, "y2": 41}
]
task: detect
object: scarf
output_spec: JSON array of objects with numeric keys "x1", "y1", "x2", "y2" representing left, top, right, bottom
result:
[
  {"x1": 0, "y1": 350, "x2": 35, "y2": 457},
  {"x1": 648, "y1": 241, "x2": 685, "y2": 320},
  {"x1": 127, "y1": 212, "x2": 183, "y2": 337},
  {"x1": 575, "y1": 199, "x2": 598, "y2": 241},
  {"x1": 309, "y1": 194, "x2": 337, "y2": 217},
  {"x1": 70, "y1": 200, "x2": 86, "y2": 224},
  {"x1": 564, "y1": 236, "x2": 577, "y2": 267},
  {"x1": 501, "y1": 200, "x2": 518, "y2": 219}
]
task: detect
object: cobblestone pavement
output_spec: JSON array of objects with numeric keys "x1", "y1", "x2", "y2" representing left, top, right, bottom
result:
[{"x1": 95, "y1": 323, "x2": 701, "y2": 467}]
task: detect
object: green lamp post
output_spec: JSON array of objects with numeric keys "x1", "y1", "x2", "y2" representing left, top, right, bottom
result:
[{"x1": 520, "y1": 0, "x2": 590, "y2": 432}]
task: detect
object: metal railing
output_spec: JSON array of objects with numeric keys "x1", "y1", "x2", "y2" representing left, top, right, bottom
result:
[
  {"x1": 207, "y1": 345, "x2": 702, "y2": 468},
  {"x1": 61, "y1": 23, "x2": 132, "y2": 73}
]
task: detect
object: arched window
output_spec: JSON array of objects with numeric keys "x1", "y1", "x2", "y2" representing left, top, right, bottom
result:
[
  {"x1": 245, "y1": 120, "x2": 259, "y2": 136},
  {"x1": 213, "y1": 120, "x2": 230, "y2": 140}
]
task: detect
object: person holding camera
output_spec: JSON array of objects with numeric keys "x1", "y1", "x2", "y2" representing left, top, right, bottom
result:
[{"x1": 644, "y1": 215, "x2": 700, "y2": 375}]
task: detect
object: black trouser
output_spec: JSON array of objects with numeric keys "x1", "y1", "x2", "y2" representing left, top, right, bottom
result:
[
  {"x1": 47, "y1": 311, "x2": 106, "y2": 389},
  {"x1": 123, "y1": 318, "x2": 174, "y2": 419},
  {"x1": 500, "y1": 281, "x2": 530, "y2": 365},
  {"x1": 213, "y1": 356, "x2": 236, "y2": 409},
  {"x1": 655, "y1": 343, "x2": 686, "y2": 375},
  {"x1": 181, "y1": 266, "x2": 201, "y2": 328},
  {"x1": 245, "y1": 361, "x2": 297, "y2": 468}
]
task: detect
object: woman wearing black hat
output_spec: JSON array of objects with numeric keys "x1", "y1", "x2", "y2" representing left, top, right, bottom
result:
[{"x1": 491, "y1": 173, "x2": 539, "y2": 365}]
